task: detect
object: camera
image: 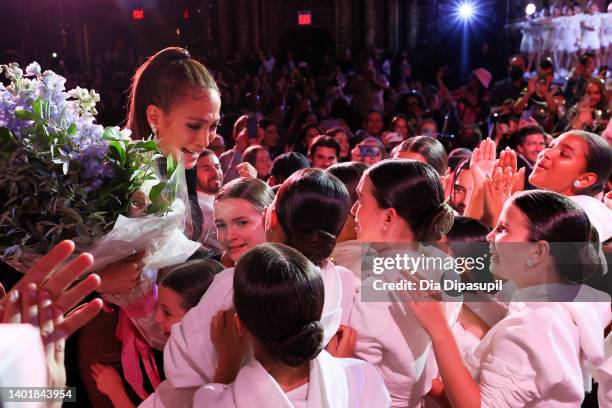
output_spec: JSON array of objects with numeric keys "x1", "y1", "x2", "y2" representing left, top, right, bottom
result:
[{"x1": 359, "y1": 145, "x2": 381, "y2": 157}]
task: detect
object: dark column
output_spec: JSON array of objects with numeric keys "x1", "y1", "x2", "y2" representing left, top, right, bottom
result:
[
  {"x1": 335, "y1": 0, "x2": 352, "y2": 55},
  {"x1": 386, "y1": 0, "x2": 399, "y2": 52},
  {"x1": 364, "y1": 0, "x2": 376, "y2": 49}
]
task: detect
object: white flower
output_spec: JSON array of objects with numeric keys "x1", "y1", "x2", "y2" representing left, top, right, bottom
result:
[
  {"x1": 118, "y1": 127, "x2": 133, "y2": 141},
  {"x1": 4, "y1": 62, "x2": 23, "y2": 80},
  {"x1": 40, "y1": 70, "x2": 66, "y2": 94},
  {"x1": 25, "y1": 62, "x2": 41, "y2": 76}
]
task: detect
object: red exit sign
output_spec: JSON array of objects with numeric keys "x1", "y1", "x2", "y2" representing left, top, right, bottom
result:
[
  {"x1": 298, "y1": 10, "x2": 311, "y2": 26},
  {"x1": 132, "y1": 9, "x2": 144, "y2": 20}
]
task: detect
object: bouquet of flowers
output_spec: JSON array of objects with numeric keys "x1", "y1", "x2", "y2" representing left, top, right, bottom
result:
[{"x1": 0, "y1": 62, "x2": 199, "y2": 272}]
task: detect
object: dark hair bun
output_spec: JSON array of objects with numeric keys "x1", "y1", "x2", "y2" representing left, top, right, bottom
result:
[
  {"x1": 288, "y1": 229, "x2": 337, "y2": 266},
  {"x1": 415, "y1": 202, "x2": 455, "y2": 243},
  {"x1": 275, "y1": 321, "x2": 324, "y2": 367},
  {"x1": 559, "y1": 227, "x2": 605, "y2": 284}
]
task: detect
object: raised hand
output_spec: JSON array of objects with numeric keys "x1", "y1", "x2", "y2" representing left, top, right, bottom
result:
[
  {"x1": 484, "y1": 167, "x2": 514, "y2": 226},
  {"x1": 236, "y1": 162, "x2": 258, "y2": 179},
  {"x1": 0, "y1": 240, "x2": 103, "y2": 337},
  {"x1": 440, "y1": 167, "x2": 454, "y2": 203},
  {"x1": 469, "y1": 138, "x2": 496, "y2": 188},
  {"x1": 495, "y1": 147, "x2": 525, "y2": 193}
]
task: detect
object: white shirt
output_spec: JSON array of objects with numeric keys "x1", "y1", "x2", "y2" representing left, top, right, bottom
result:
[
  {"x1": 140, "y1": 261, "x2": 357, "y2": 407},
  {"x1": 349, "y1": 245, "x2": 462, "y2": 407},
  {"x1": 193, "y1": 350, "x2": 391, "y2": 408},
  {"x1": 466, "y1": 284, "x2": 611, "y2": 407}
]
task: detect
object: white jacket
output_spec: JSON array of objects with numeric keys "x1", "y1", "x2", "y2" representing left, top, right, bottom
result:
[
  {"x1": 349, "y1": 245, "x2": 462, "y2": 407},
  {"x1": 193, "y1": 350, "x2": 391, "y2": 407},
  {"x1": 140, "y1": 261, "x2": 356, "y2": 407},
  {"x1": 466, "y1": 284, "x2": 611, "y2": 407}
]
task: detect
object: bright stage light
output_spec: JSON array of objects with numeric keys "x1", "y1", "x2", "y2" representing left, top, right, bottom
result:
[
  {"x1": 525, "y1": 3, "x2": 536, "y2": 15},
  {"x1": 457, "y1": 2, "x2": 475, "y2": 20}
]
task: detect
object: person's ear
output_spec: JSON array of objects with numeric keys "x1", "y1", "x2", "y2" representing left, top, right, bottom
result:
[
  {"x1": 268, "y1": 207, "x2": 279, "y2": 232},
  {"x1": 528, "y1": 240, "x2": 551, "y2": 267},
  {"x1": 572, "y1": 172, "x2": 597, "y2": 192},
  {"x1": 146, "y1": 104, "x2": 163, "y2": 131},
  {"x1": 262, "y1": 206, "x2": 268, "y2": 229},
  {"x1": 382, "y1": 207, "x2": 397, "y2": 231}
]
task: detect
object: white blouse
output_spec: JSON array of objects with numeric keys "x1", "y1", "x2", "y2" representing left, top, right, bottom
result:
[
  {"x1": 465, "y1": 285, "x2": 611, "y2": 407},
  {"x1": 140, "y1": 261, "x2": 356, "y2": 407},
  {"x1": 349, "y1": 245, "x2": 462, "y2": 407},
  {"x1": 193, "y1": 351, "x2": 391, "y2": 408}
]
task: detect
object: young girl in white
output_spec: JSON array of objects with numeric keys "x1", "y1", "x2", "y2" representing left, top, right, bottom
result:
[
  {"x1": 91, "y1": 258, "x2": 224, "y2": 407},
  {"x1": 580, "y1": 2, "x2": 602, "y2": 65},
  {"x1": 348, "y1": 160, "x2": 462, "y2": 407},
  {"x1": 141, "y1": 169, "x2": 357, "y2": 407},
  {"x1": 195, "y1": 243, "x2": 391, "y2": 407},
  {"x1": 528, "y1": 130, "x2": 612, "y2": 241},
  {"x1": 408, "y1": 190, "x2": 611, "y2": 407},
  {"x1": 212, "y1": 177, "x2": 274, "y2": 267}
]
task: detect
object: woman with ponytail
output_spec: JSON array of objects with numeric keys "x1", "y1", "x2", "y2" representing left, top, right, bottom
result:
[
  {"x1": 143, "y1": 169, "x2": 358, "y2": 407},
  {"x1": 194, "y1": 244, "x2": 390, "y2": 407},
  {"x1": 78, "y1": 47, "x2": 222, "y2": 406}
]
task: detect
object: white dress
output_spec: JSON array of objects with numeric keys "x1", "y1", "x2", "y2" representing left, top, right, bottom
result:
[
  {"x1": 556, "y1": 16, "x2": 574, "y2": 52},
  {"x1": 465, "y1": 284, "x2": 611, "y2": 407},
  {"x1": 139, "y1": 261, "x2": 356, "y2": 407},
  {"x1": 602, "y1": 13, "x2": 612, "y2": 48},
  {"x1": 538, "y1": 17, "x2": 557, "y2": 52},
  {"x1": 519, "y1": 21, "x2": 539, "y2": 54},
  {"x1": 567, "y1": 14, "x2": 583, "y2": 53},
  {"x1": 581, "y1": 13, "x2": 602, "y2": 51},
  {"x1": 348, "y1": 245, "x2": 462, "y2": 407},
  {"x1": 192, "y1": 350, "x2": 391, "y2": 407}
]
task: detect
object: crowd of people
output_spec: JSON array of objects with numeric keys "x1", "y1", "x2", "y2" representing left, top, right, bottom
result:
[{"x1": 1, "y1": 18, "x2": 612, "y2": 407}]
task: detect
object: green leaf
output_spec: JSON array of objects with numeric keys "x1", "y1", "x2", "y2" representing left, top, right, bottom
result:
[
  {"x1": 67, "y1": 123, "x2": 77, "y2": 136},
  {"x1": 32, "y1": 97, "x2": 42, "y2": 119},
  {"x1": 109, "y1": 141, "x2": 126, "y2": 165},
  {"x1": 148, "y1": 181, "x2": 167, "y2": 203},
  {"x1": 102, "y1": 127, "x2": 121, "y2": 141},
  {"x1": 166, "y1": 153, "x2": 177, "y2": 177},
  {"x1": 42, "y1": 100, "x2": 51, "y2": 120},
  {"x1": 132, "y1": 140, "x2": 158, "y2": 151},
  {"x1": 15, "y1": 110, "x2": 35, "y2": 121}
]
